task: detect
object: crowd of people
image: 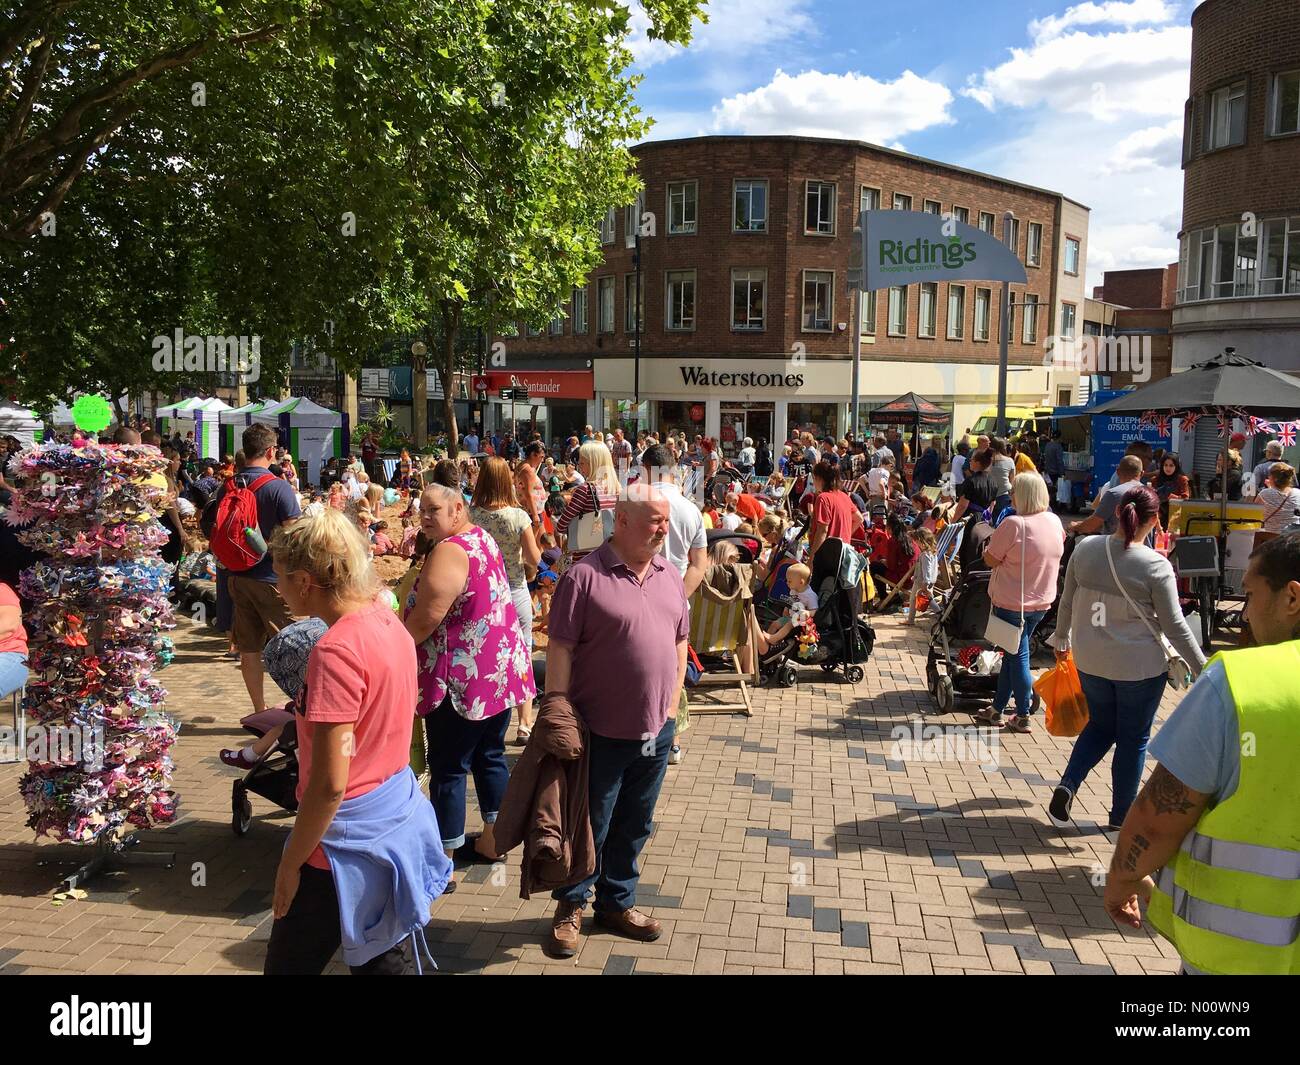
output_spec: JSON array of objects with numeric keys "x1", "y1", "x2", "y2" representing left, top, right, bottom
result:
[{"x1": 2, "y1": 409, "x2": 1297, "y2": 979}]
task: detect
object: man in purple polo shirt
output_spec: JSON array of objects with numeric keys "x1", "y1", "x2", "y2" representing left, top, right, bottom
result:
[{"x1": 543, "y1": 487, "x2": 688, "y2": 958}]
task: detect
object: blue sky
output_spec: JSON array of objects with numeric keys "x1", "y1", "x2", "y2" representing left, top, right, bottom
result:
[{"x1": 627, "y1": 0, "x2": 1206, "y2": 289}]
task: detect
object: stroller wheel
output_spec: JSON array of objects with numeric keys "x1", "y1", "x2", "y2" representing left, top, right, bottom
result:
[
  {"x1": 845, "y1": 665, "x2": 865, "y2": 684},
  {"x1": 934, "y1": 675, "x2": 955, "y2": 713},
  {"x1": 232, "y1": 784, "x2": 252, "y2": 837},
  {"x1": 778, "y1": 664, "x2": 799, "y2": 688}
]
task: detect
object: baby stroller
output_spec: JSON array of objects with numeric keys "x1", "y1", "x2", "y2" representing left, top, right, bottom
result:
[
  {"x1": 760, "y1": 537, "x2": 875, "y2": 688},
  {"x1": 229, "y1": 618, "x2": 325, "y2": 835},
  {"x1": 924, "y1": 562, "x2": 998, "y2": 715}
]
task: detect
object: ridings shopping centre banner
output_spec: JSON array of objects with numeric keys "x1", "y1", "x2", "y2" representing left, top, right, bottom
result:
[{"x1": 859, "y1": 209, "x2": 1029, "y2": 291}]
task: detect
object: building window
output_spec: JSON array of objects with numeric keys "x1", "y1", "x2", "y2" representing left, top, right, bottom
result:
[
  {"x1": 1259, "y1": 218, "x2": 1288, "y2": 295},
  {"x1": 947, "y1": 285, "x2": 965, "y2": 340},
  {"x1": 624, "y1": 194, "x2": 644, "y2": 249},
  {"x1": 952, "y1": 206, "x2": 969, "y2": 225},
  {"x1": 1205, "y1": 80, "x2": 1247, "y2": 151},
  {"x1": 1027, "y1": 222, "x2": 1043, "y2": 267},
  {"x1": 918, "y1": 283, "x2": 937, "y2": 338},
  {"x1": 923, "y1": 199, "x2": 941, "y2": 215},
  {"x1": 1005, "y1": 216, "x2": 1020, "y2": 255},
  {"x1": 1179, "y1": 217, "x2": 1300, "y2": 302},
  {"x1": 1061, "y1": 302, "x2": 1077, "y2": 339},
  {"x1": 1065, "y1": 237, "x2": 1081, "y2": 276},
  {"x1": 805, "y1": 181, "x2": 836, "y2": 235},
  {"x1": 599, "y1": 208, "x2": 615, "y2": 245},
  {"x1": 1022, "y1": 293, "x2": 1039, "y2": 344},
  {"x1": 526, "y1": 322, "x2": 543, "y2": 337},
  {"x1": 665, "y1": 270, "x2": 695, "y2": 331},
  {"x1": 979, "y1": 211, "x2": 995, "y2": 234},
  {"x1": 668, "y1": 181, "x2": 697, "y2": 234},
  {"x1": 734, "y1": 179, "x2": 768, "y2": 232},
  {"x1": 598, "y1": 276, "x2": 615, "y2": 333},
  {"x1": 572, "y1": 286, "x2": 588, "y2": 335},
  {"x1": 732, "y1": 269, "x2": 766, "y2": 330},
  {"x1": 1271, "y1": 71, "x2": 1300, "y2": 136},
  {"x1": 860, "y1": 288, "x2": 876, "y2": 335},
  {"x1": 1183, "y1": 99, "x2": 1196, "y2": 163},
  {"x1": 893, "y1": 193, "x2": 912, "y2": 211},
  {"x1": 802, "y1": 270, "x2": 833, "y2": 331},
  {"x1": 549, "y1": 315, "x2": 564, "y2": 336},
  {"x1": 974, "y1": 288, "x2": 991, "y2": 341},
  {"x1": 624, "y1": 273, "x2": 644, "y2": 332},
  {"x1": 887, "y1": 286, "x2": 907, "y2": 336},
  {"x1": 860, "y1": 186, "x2": 881, "y2": 213}
]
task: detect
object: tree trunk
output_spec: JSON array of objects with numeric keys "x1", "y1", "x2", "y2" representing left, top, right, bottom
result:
[
  {"x1": 412, "y1": 326, "x2": 430, "y2": 449},
  {"x1": 440, "y1": 302, "x2": 462, "y2": 456}
]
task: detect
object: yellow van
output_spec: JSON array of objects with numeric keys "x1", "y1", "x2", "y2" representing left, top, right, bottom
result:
[{"x1": 964, "y1": 406, "x2": 1054, "y2": 445}]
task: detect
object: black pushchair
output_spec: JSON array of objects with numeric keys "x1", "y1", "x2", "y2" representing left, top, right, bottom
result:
[
  {"x1": 229, "y1": 618, "x2": 326, "y2": 835},
  {"x1": 925, "y1": 520, "x2": 998, "y2": 714},
  {"x1": 760, "y1": 537, "x2": 874, "y2": 688}
]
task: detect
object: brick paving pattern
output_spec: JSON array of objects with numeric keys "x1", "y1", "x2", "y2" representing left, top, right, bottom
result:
[{"x1": 0, "y1": 613, "x2": 1187, "y2": 975}]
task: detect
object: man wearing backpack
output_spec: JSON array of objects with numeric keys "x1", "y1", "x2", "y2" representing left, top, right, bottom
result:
[{"x1": 212, "y1": 423, "x2": 301, "y2": 714}]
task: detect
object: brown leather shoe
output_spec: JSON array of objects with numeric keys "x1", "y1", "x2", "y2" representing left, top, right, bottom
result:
[
  {"x1": 594, "y1": 907, "x2": 661, "y2": 942},
  {"x1": 547, "y1": 901, "x2": 585, "y2": 958}
]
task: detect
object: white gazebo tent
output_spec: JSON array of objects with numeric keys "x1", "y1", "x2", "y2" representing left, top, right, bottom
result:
[
  {"x1": 251, "y1": 396, "x2": 348, "y2": 486},
  {"x1": 156, "y1": 397, "x2": 229, "y2": 459},
  {"x1": 216, "y1": 399, "x2": 273, "y2": 459},
  {"x1": 0, "y1": 404, "x2": 43, "y2": 449}
]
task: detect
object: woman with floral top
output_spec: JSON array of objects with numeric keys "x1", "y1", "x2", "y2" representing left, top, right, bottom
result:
[{"x1": 403, "y1": 482, "x2": 536, "y2": 873}]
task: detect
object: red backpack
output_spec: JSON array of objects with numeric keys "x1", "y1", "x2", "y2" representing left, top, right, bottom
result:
[{"x1": 209, "y1": 473, "x2": 276, "y2": 572}]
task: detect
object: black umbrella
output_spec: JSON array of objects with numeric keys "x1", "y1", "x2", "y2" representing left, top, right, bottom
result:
[{"x1": 1088, "y1": 348, "x2": 1300, "y2": 524}]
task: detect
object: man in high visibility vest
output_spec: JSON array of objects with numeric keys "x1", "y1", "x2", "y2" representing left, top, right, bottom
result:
[{"x1": 1104, "y1": 533, "x2": 1300, "y2": 975}]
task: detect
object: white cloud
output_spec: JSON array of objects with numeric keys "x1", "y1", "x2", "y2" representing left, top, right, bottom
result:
[
  {"x1": 1029, "y1": 0, "x2": 1178, "y2": 44},
  {"x1": 626, "y1": 0, "x2": 816, "y2": 70},
  {"x1": 711, "y1": 69, "x2": 954, "y2": 142},
  {"x1": 1099, "y1": 118, "x2": 1184, "y2": 174},
  {"x1": 962, "y1": 26, "x2": 1191, "y2": 119}
]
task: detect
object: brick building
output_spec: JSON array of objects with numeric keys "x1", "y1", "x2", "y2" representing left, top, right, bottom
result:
[
  {"x1": 495, "y1": 135, "x2": 1090, "y2": 452},
  {"x1": 1174, "y1": 0, "x2": 1300, "y2": 372},
  {"x1": 1085, "y1": 265, "x2": 1178, "y2": 390}
]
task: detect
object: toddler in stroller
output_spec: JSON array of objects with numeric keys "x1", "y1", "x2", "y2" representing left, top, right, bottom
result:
[{"x1": 221, "y1": 618, "x2": 326, "y2": 835}]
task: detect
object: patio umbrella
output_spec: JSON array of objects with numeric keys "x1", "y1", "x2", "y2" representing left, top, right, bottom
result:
[{"x1": 1088, "y1": 348, "x2": 1300, "y2": 523}]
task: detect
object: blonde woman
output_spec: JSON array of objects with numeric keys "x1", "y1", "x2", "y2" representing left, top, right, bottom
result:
[
  {"x1": 555, "y1": 439, "x2": 620, "y2": 562},
  {"x1": 263, "y1": 508, "x2": 450, "y2": 974}
]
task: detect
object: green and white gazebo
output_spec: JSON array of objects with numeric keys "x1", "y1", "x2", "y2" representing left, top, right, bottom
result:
[{"x1": 251, "y1": 396, "x2": 348, "y2": 486}]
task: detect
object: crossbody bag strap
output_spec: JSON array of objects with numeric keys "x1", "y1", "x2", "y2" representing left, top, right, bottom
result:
[{"x1": 1103, "y1": 536, "x2": 1165, "y2": 648}]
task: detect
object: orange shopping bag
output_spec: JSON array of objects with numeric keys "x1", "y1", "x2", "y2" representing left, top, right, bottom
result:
[{"x1": 1033, "y1": 651, "x2": 1090, "y2": 737}]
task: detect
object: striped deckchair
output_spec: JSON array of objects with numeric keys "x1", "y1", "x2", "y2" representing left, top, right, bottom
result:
[{"x1": 687, "y1": 562, "x2": 757, "y2": 716}]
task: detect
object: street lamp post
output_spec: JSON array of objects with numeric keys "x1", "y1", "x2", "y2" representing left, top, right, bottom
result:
[
  {"x1": 996, "y1": 210, "x2": 1013, "y2": 439},
  {"x1": 633, "y1": 227, "x2": 642, "y2": 431}
]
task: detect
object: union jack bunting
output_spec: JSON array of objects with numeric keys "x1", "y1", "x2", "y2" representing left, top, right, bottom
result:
[
  {"x1": 1154, "y1": 416, "x2": 1171, "y2": 437},
  {"x1": 1249, "y1": 417, "x2": 1272, "y2": 436},
  {"x1": 1180, "y1": 411, "x2": 1201, "y2": 433},
  {"x1": 1279, "y1": 422, "x2": 1298, "y2": 448}
]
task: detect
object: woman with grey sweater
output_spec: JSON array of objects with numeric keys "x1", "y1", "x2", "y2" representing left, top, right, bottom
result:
[{"x1": 1048, "y1": 485, "x2": 1205, "y2": 830}]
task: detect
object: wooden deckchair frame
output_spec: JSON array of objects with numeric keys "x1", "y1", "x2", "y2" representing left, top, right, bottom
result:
[{"x1": 687, "y1": 586, "x2": 759, "y2": 717}]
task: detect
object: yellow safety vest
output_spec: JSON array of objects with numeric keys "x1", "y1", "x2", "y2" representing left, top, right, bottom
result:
[{"x1": 1147, "y1": 641, "x2": 1300, "y2": 975}]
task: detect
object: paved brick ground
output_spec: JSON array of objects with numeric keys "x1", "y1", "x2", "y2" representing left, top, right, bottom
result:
[{"x1": 0, "y1": 612, "x2": 1188, "y2": 975}]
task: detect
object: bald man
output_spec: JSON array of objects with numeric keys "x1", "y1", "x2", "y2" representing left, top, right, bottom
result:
[{"x1": 542, "y1": 486, "x2": 687, "y2": 957}]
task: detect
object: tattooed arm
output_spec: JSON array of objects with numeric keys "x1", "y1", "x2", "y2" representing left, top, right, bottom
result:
[{"x1": 1103, "y1": 764, "x2": 1211, "y2": 929}]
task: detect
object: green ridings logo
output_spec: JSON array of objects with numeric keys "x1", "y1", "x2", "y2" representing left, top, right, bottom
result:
[{"x1": 879, "y1": 236, "x2": 977, "y2": 270}]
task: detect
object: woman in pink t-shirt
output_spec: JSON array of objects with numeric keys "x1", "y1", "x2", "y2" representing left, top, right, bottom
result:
[
  {"x1": 0, "y1": 581, "x2": 28, "y2": 700},
  {"x1": 978, "y1": 474, "x2": 1065, "y2": 733},
  {"x1": 263, "y1": 509, "x2": 445, "y2": 975},
  {"x1": 808, "y1": 461, "x2": 864, "y2": 556}
]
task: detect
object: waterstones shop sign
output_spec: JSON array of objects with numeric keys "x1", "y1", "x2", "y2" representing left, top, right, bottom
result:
[
  {"x1": 680, "y1": 366, "x2": 804, "y2": 389},
  {"x1": 858, "y1": 210, "x2": 1028, "y2": 292}
]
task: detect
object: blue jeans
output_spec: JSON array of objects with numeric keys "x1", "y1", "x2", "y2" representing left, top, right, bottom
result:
[
  {"x1": 424, "y1": 696, "x2": 512, "y2": 850},
  {"x1": 991, "y1": 606, "x2": 1047, "y2": 716},
  {"x1": 0, "y1": 652, "x2": 27, "y2": 700},
  {"x1": 554, "y1": 716, "x2": 675, "y2": 914},
  {"x1": 1059, "y1": 671, "x2": 1167, "y2": 826}
]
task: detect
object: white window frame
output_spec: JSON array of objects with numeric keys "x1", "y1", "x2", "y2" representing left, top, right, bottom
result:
[
  {"x1": 801, "y1": 270, "x2": 834, "y2": 332},
  {"x1": 1005, "y1": 216, "x2": 1020, "y2": 256},
  {"x1": 860, "y1": 186, "x2": 881, "y2": 213},
  {"x1": 665, "y1": 269, "x2": 696, "y2": 331},
  {"x1": 1205, "y1": 80, "x2": 1247, "y2": 151},
  {"x1": 624, "y1": 272, "x2": 644, "y2": 332},
  {"x1": 1270, "y1": 70, "x2": 1300, "y2": 136},
  {"x1": 978, "y1": 211, "x2": 995, "y2": 234},
  {"x1": 549, "y1": 315, "x2": 564, "y2": 336},
  {"x1": 947, "y1": 284, "x2": 965, "y2": 340},
  {"x1": 893, "y1": 193, "x2": 912, "y2": 212},
  {"x1": 599, "y1": 208, "x2": 616, "y2": 245},
  {"x1": 974, "y1": 287, "x2": 991, "y2": 342},
  {"x1": 597, "y1": 276, "x2": 615, "y2": 333},
  {"x1": 1065, "y1": 237, "x2": 1081, "y2": 276},
  {"x1": 805, "y1": 180, "x2": 837, "y2": 236},
  {"x1": 731, "y1": 268, "x2": 766, "y2": 331},
  {"x1": 918, "y1": 282, "x2": 938, "y2": 338},
  {"x1": 572, "y1": 285, "x2": 589, "y2": 335},
  {"x1": 1061, "y1": 302, "x2": 1077, "y2": 339},
  {"x1": 887, "y1": 286, "x2": 907, "y2": 337},
  {"x1": 734, "y1": 179, "x2": 768, "y2": 233},
  {"x1": 923, "y1": 199, "x2": 941, "y2": 215},
  {"x1": 624, "y1": 194, "x2": 644, "y2": 249},
  {"x1": 667, "y1": 180, "x2": 698, "y2": 235},
  {"x1": 860, "y1": 288, "x2": 877, "y2": 336},
  {"x1": 1027, "y1": 222, "x2": 1043, "y2": 267},
  {"x1": 952, "y1": 206, "x2": 969, "y2": 225},
  {"x1": 1178, "y1": 216, "x2": 1300, "y2": 302},
  {"x1": 1022, "y1": 293, "x2": 1039, "y2": 344}
]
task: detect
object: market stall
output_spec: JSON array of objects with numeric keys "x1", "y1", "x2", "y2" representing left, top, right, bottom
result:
[
  {"x1": 216, "y1": 399, "x2": 273, "y2": 459},
  {"x1": 155, "y1": 397, "x2": 229, "y2": 459},
  {"x1": 867, "y1": 391, "x2": 951, "y2": 480},
  {"x1": 251, "y1": 395, "x2": 347, "y2": 487},
  {"x1": 1049, "y1": 388, "x2": 1172, "y2": 511},
  {"x1": 0, "y1": 403, "x2": 43, "y2": 449}
]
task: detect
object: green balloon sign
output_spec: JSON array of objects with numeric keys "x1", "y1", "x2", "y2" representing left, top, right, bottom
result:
[{"x1": 72, "y1": 395, "x2": 113, "y2": 433}]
